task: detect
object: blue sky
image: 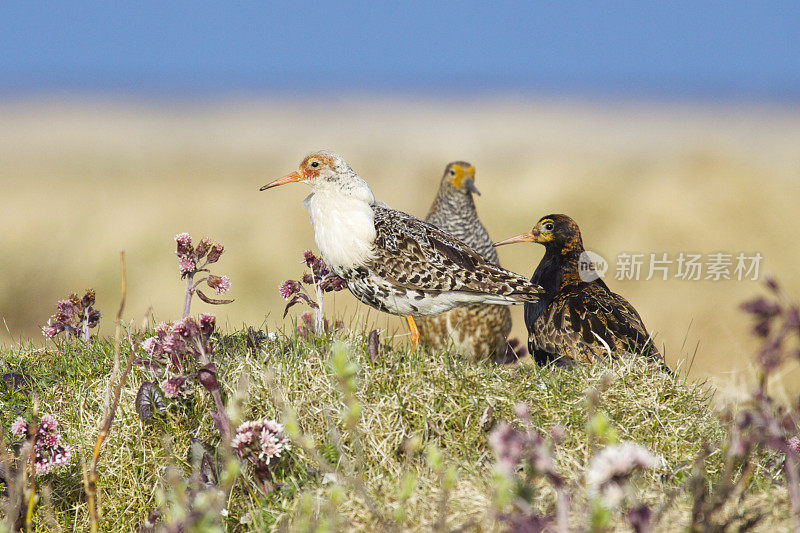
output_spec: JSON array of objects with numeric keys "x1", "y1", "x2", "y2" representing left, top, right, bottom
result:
[{"x1": 2, "y1": 2, "x2": 799, "y2": 99}]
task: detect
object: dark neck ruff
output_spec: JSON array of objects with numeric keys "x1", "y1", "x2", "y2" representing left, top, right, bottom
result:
[
  {"x1": 527, "y1": 245, "x2": 588, "y2": 317},
  {"x1": 527, "y1": 243, "x2": 611, "y2": 322},
  {"x1": 531, "y1": 248, "x2": 565, "y2": 294},
  {"x1": 535, "y1": 244, "x2": 584, "y2": 289},
  {"x1": 526, "y1": 248, "x2": 565, "y2": 319}
]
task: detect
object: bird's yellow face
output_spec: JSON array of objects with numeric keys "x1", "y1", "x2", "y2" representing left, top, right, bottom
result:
[
  {"x1": 531, "y1": 218, "x2": 557, "y2": 243},
  {"x1": 448, "y1": 163, "x2": 474, "y2": 188},
  {"x1": 444, "y1": 162, "x2": 480, "y2": 195}
]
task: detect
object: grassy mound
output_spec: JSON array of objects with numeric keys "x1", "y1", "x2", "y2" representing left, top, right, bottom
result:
[{"x1": 0, "y1": 329, "x2": 792, "y2": 531}]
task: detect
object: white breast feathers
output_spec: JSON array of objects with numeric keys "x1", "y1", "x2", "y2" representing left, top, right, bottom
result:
[{"x1": 305, "y1": 188, "x2": 377, "y2": 271}]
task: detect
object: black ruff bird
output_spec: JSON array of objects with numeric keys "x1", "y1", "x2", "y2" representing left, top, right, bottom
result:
[
  {"x1": 494, "y1": 214, "x2": 662, "y2": 366},
  {"x1": 416, "y1": 161, "x2": 515, "y2": 362},
  {"x1": 261, "y1": 151, "x2": 544, "y2": 348}
]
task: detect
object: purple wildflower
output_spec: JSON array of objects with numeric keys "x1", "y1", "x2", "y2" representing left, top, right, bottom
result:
[
  {"x1": 86, "y1": 308, "x2": 101, "y2": 327},
  {"x1": 740, "y1": 297, "x2": 781, "y2": 318},
  {"x1": 194, "y1": 237, "x2": 211, "y2": 260},
  {"x1": 179, "y1": 256, "x2": 195, "y2": 275},
  {"x1": 39, "y1": 414, "x2": 57, "y2": 432},
  {"x1": 171, "y1": 317, "x2": 201, "y2": 340},
  {"x1": 206, "y1": 243, "x2": 224, "y2": 264},
  {"x1": 279, "y1": 280, "x2": 302, "y2": 299},
  {"x1": 327, "y1": 276, "x2": 346, "y2": 292},
  {"x1": 175, "y1": 233, "x2": 232, "y2": 315},
  {"x1": 586, "y1": 441, "x2": 657, "y2": 507},
  {"x1": 80, "y1": 289, "x2": 96, "y2": 308},
  {"x1": 140, "y1": 316, "x2": 216, "y2": 369},
  {"x1": 586, "y1": 442, "x2": 657, "y2": 488},
  {"x1": 207, "y1": 275, "x2": 232, "y2": 295},
  {"x1": 488, "y1": 421, "x2": 526, "y2": 476},
  {"x1": 55, "y1": 300, "x2": 74, "y2": 322},
  {"x1": 42, "y1": 322, "x2": 64, "y2": 338},
  {"x1": 489, "y1": 417, "x2": 562, "y2": 489},
  {"x1": 281, "y1": 250, "x2": 345, "y2": 334},
  {"x1": 161, "y1": 375, "x2": 190, "y2": 398},
  {"x1": 788, "y1": 436, "x2": 800, "y2": 456},
  {"x1": 296, "y1": 325, "x2": 310, "y2": 339},
  {"x1": 12, "y1": 414, "x2": 71, "y2": 475},
  {"x1": 42, "y1": 289, "x2": 101, "y2": 340},
  {"x1": 198, "y1": 313, "x2": 216, "y2": 335},
  {"x1": 141, "y1": 337, "x2": 159, "y2": 357},
  {"x1": 175, "y1": 232, "x2": 191, "y2": 247},
  {"x1": 11, "y1": 417, "x2": 27, "y2": 438},
  {"x1": 35, "y1": 443, "x2": 71, "y2": 475},
  {"x1": 162, "y1": 335, "x2": 186, "y2": 356},
  {"x1": 231, "y1": 418, "x2": 291, "y2": 467},
  {"x1": 171, "y1": 317, "x2": 190, "y2": 336},
  {"x1": 174, "y1": 232, "x2": 192, "y2": 257}
]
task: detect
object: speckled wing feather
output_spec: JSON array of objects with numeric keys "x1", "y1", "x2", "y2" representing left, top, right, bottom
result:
[
  {"x1": 530, "y1": 282, "x2": 661, "y2": 364},
  {"x1": 371, "y1": 205, "x2": 542, "y2": 302}
]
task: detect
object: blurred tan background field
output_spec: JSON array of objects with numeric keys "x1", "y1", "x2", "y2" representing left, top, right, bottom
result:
[{"x1": 2, "y1": 97, "x2": 799, "y2": 395}]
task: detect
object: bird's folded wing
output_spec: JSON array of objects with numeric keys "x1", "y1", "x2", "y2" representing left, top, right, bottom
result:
[
  {"x1": 372, "y1": 205, "x2": 540, "y2": 297},
  {"x1": 533, "y1": 283, "x2": 658, "y2": 360}
]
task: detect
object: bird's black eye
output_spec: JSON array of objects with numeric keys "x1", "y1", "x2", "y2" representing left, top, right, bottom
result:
[
  {"x1": 310, "y1": 161, "x2": 320, "y2": 168},
  {"x1": 543, "y1": 222, "x2": 554, "y2": 231},
  {"x1": 449, "y1": 169, "x2": 456, "y2": 176}
]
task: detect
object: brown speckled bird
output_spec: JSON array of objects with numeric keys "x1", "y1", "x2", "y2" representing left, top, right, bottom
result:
[
  {"x1": 495, "y1": 214, "x2": 662, "y2": 366},
  {"x1": 416, "y1": 162, "x2": 514, "y2": 362},
  {"x1": 261, "y1": 151, "x2": 545, "y2": 348}
]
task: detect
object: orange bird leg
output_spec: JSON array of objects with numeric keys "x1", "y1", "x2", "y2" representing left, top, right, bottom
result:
[{"x1": 406, "y1": 314, "x2": 420, "y2": 349}]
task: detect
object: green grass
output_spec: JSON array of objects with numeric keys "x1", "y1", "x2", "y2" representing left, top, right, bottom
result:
[{"x1": 0, "y1": 328, "x2": 794, "y2": 531}]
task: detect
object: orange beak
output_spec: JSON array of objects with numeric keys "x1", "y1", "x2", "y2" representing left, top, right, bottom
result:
[
  {"x1": 493, "y1": 231, "x2": 537, "y2": 247},
  {"x1": 260, "y1": 170, "x2": 303, "y2": 191}
]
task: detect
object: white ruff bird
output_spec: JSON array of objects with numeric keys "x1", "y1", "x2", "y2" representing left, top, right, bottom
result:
[{"x1": 261, "y1": 150, "x2": 544, "y2": 347}]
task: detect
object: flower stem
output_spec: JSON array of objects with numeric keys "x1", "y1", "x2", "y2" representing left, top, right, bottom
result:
[
  {"x1": 183, "y1": 272, "x2": 195, "y2": 318},
  {"x1": 81, "y1": 313, "x2": 90, "y2": 343},
  {"x1": 315, "y1": 284, "x2": 324, "y2": 333},
  {"x1": 196, "y1": 339, "x2": 231, "y2": 442},
  {"x1": 192, "y1": 276, "x2": 209, "y2": 290}
]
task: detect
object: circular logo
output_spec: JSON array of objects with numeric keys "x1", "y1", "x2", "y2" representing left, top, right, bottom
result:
[{"x1": 579, "y1": 251, "x2": 608, "y2": 282}]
